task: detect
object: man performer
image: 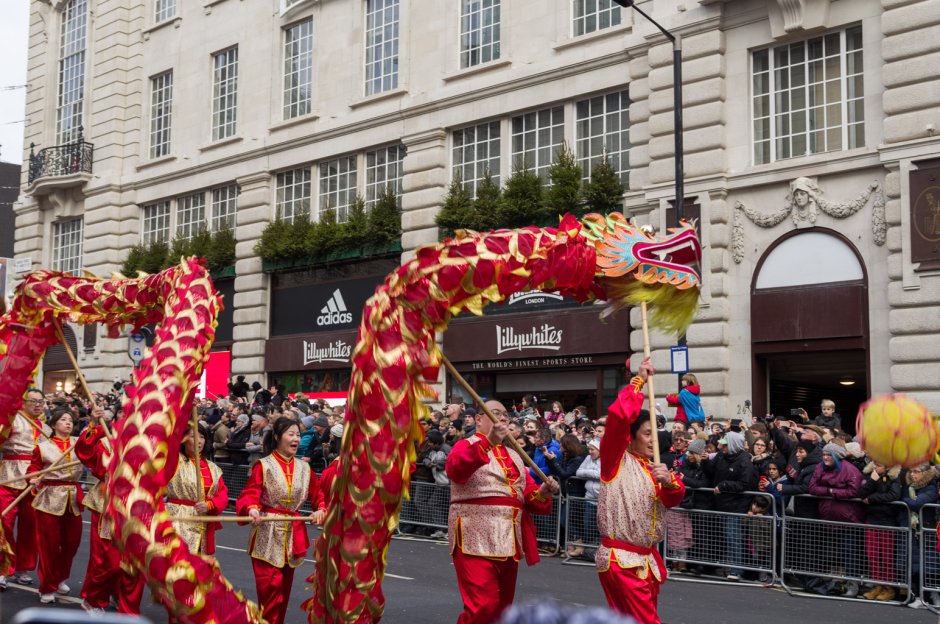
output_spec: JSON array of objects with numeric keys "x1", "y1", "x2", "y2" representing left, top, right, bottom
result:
[
  {"x1": 74, "y1": 409, "x2": 144, "y2": 614},
  {"x1": 0, "y1": 388, "x2": 46, "y2": 589},
  {"x1": 596, "y1": 357, "x2": 685, "y2": 624},
  {"x1": 445, "y1": 399, "x2": 560, "y2": 624}
]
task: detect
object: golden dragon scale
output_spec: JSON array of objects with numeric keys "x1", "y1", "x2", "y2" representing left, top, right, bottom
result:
[
  {"x1": 305, "y1": 213, "x2": 702, "y2": 622},
  {"x1": 0, "y1": 258, "x2": 264, "y2": 623}
]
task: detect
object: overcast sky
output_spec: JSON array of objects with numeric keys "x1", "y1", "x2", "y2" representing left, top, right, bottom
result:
[{"x1": 0, "y1": 2, "x2": 30, "y2": 165}]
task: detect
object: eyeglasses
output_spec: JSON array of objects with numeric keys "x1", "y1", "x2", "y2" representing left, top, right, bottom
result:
[
  {"x1": 490, "y1": 409, "x2": 508, "y2": 416},
  {"x1": 25, "y1": 399, "x2": 44, "y2": 405}
]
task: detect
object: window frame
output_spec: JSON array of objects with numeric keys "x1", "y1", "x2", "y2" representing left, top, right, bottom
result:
[
  {"x1": 275, "y1": 168, "x2": 312, "y2": 224},
  {"x1": 510, "y1": 105, "x2": 566, "y2": 182},
  {"x1": 365, "y1": 144, "x2": 406, "y2": 207},
  {"x1": 452, "y1": 120, "x2": 501, "y2": 197},
  {"x1": 751, "y1": 25, "x2": 865, "y2": 165},
  {"x1": 154, "y1": 0, "x2": 176, "y2": 23},
  {"x1": 282, "y1": 18, "x2": 314, "y2": 120},
  {"x1": 364, "y1": 0, "x2": 400, "y2": 97},
  {"x1": 211, "y1": 46, "x2": 239, "y2": 142},
  {"x1": 319, "y1": 155, "x2": 358, "y2": 223},
  {"x1": 56, "y1": 0, "x2": 88, "y2": 145},
  {"x1": 211, "y1": 185, "x2": 239, "y2": 232},
  {"x1": 142, "y1": 201, "x2": 172, "y2": 245},
  {"x1": 574, "y1": 89, "x2": 631, "y2": 185},
  {"x1": 52, "y1": 218, "x2": 84, "y2": 274},
  {"x1": 572, "y1": 0, "x2": 622, "y2": 38},
  {"x1": 459, "y1": 0, "x2": 501, "y2": 69},
  {"x1": 149, "y1": 70, "x2": 174, "y2": 159},
  {"x1": 176, "y1": 192, "x2": 207, "y2": 242}
]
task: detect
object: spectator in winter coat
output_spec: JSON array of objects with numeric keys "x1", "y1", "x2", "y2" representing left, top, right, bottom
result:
[
  {"x1": 777, "y1": 440, "x2": 821, "y2": 519},
  {"x1": 530, "y1": 428, "x2": 561, "y2": 485},
  {"x1": 859, "y1": 461, "x2": 903, "y2": 601},
  {"x1": 749, "y1": 438, "x2": 776, "y2": 477},
  {"x1": 570, "y1": 439, "x2": 601, "y2": 558},
  {"x1": 226, "y1": 413, "x2": 251, "y2": 466},
  {"x1": 665, "y1": 373, "x2": 704, "y2": 423},
  {"x1": 677, "y1": 438, "x2": 714, "y2": 510},
  {"x1": 812, "y1": 399, "x2": 842, "y2": 431},
  {"x1": 758, "y1": 460, "x2": 785, "y2": 515},
  {"x1": 704, "y1": 431, "x2": 757, "y2": 580},
  {"x1": 808, "y1": 443, "x2": 864, "y2": 597},
  {"x1": 228, "y1": 375, "x2": 250, "y2": 400},
  {"x1": 545, "y1": 434, "x2": 586, "y2": 497},
  {"x1": 902, "y1": 463, "x2": 940, "y2": 608}
]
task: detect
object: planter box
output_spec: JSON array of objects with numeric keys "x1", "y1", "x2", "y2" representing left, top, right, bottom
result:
[{"x1": 261, "y1": 240, "x2": 403, "y2": 273}]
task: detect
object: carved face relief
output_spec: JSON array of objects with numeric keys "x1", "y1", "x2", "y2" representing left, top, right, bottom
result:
[{"x1": 793, "y1": 189, "x2": 809, "y2": 208}]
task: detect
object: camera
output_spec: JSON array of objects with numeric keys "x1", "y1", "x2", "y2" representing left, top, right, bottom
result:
[
  {"x1": 730, "y1": 418, "x2": 742, "y2": 432},
  {"x1": 789, "y1": 408, "x2": 802, "y2": 417}
]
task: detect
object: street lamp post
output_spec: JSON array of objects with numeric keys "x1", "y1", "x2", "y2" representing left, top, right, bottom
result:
[
  {"x1": 612, "y1": 0, "x2": 683, "y2": 222},
  {"x1": 613, "y1": 0, "x2": 688, "y2": 389}
]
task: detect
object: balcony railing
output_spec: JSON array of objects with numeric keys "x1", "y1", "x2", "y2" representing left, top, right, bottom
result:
[{"x1": 28, "y1": 127, "x2": 94, "y2": 186}]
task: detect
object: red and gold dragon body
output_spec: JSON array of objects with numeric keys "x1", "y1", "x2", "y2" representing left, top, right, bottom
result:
[{"x1": 0, "y1": 213, "x2": 700, "y2": 623}]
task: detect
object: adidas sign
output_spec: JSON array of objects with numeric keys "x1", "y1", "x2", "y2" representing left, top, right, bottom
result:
[{"x1": 317, "y1": 289, "x2": 353, "y2": 326}]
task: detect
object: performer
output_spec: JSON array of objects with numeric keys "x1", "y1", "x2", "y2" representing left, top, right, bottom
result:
[
  {"x1": 445, "y1": 400, "x2": 560, "y2": 624},
  {"x1": 75, "y1": 411, "x2": 144, "y2": 614},
  {"x1": 28, "y1": 406, "x2": 84, "y2": 604},
  {"x1": 236, "y1": 417, "x2": 321, "y2": 624},
  {"x1": 167, "y1": 425, "x2": 228, "y2": 555},
  {"x1": 0, "y1": 388, "x2": 44, "y2": 589},
  {"x1": 595, "y1": 357, "x2": 685, "y2": 624}
]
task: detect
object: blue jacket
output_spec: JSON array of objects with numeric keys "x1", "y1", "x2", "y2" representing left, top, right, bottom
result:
[{"x1": 531, "y1": 439, "x2": 561, "y2": 485}]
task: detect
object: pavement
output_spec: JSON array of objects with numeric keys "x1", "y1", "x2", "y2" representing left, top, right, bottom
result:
[{"x1": 0, "y1": 519, "x2": 935, "y2": 624}]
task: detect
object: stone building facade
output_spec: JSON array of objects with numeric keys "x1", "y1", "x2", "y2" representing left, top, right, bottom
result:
[{"x1": 13, "y1": 0, "x2": 940, "y2": 420}]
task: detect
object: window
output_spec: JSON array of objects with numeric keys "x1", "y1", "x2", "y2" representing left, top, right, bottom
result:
[
  {"x1": 319, "y1": 156, "x2": 358, "y2": 223},
  {"x1": 365, "y1": 145, "x2": 405, "y2": 206},
  {"x1": 511, "y1": 106, "x2": 564, "y2": 181},
  {"x1": 460, "y1": 0, "x2": 500, "y2": 69},
  {"x1": 752, "y1": 26, "x2": 864, "y2": 165},
  {"x1": 56, "y1": 0, "x2": 87, "y2": 144},
  {"x1": 155, "y1": 0, "x2": 176, "y2": 22},
  {"x1": 364, "y1": 0, "x2": 400, "y2": 96},
  {"x1": 212, "y1": 47, "x2": 239, "y2": 141},
  {"x1": 453, "y1": 121, "x2": 501, "y2": 196},
  {"x1": 52, "y1": 219, "x2": 83, "y2": 274},
  {"x1": 211, "y1": 185, "x2": 238, "y2": 231},
  {"x1": 150, "y1": 71, "x2": 173, "y2": 159},
  {"x1": 283, "y1": 19, "x2": 314, "y2": 119},
  {"x1": 177, "y1": 193, "x2": 206, "y2": 241},
  {"x1": 275, "y1": 168, "x2": 311, "y2": 224},
  {"x1": 576, "y1": 90, "x2": 630, "y2": 185},
  {"x1": 573, "y1": 0, "x2": 621, "y2": 37},
  {"x1": 142, "y1": 202, "x2": 171, "y2": 245}
]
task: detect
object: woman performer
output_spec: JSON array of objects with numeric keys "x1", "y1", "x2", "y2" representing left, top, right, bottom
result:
[
  {"x1": 167, "y1": 425, "x2": 229, "y2": 555},
  {"x1": 75, "y1": 408, "x2": 145, "y2": 614},
  {"x1": 28, "y1": 406, "x2": 83, "y2": 604},
  {"x1": 236, "y1": 418, "x2": 322, "y2": 624}
]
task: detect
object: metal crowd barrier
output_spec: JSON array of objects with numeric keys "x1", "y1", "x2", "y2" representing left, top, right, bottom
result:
[
  {"x1": 397, "y1": 480, "x2": 451, "y2": 536},
  {"x1": 919, "y1": 504, "x2": 940, "y2": 609},
  {"x1": 563, "y1": 494, "x2": 600, "y2": 566},
  {"x1": 661, "y1": 489, "x2": 777, "y2": 585},
  {"x1": 780, "y1": 496, "x2": 911, "y2": 604}
]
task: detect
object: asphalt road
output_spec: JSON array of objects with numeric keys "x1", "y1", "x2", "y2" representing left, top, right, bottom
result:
[{"x1": 0, "y1": 519, "x2": 934, "y2": 624}]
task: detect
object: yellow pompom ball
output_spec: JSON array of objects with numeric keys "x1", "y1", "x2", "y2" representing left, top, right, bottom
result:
[{"x1": 857, "y1": 394, "x2": 940, "y2": 468}]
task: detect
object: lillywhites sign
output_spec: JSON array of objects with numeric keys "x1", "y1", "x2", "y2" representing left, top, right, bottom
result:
[
  {"x1": 495, "y1": 323, "x2": 563, "y2": 355},
  {"x1": 317, "y1": 289, "x2": 354, "y2": 327},
  {"x1": 506, "y1": 290, "x2": 564, "y2": 306},
  {"x1": 303, "y1": 339, "x2": 352, "y2": 365}
]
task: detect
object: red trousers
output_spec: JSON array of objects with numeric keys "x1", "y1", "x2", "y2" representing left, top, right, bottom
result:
[
  {"x1": 252, "y1": 558, "x2": 296, "y2": 624},
  {"x1": 598, "y1": 562, "x2": 662, "y2": 624},
  {"x1": 0, "y1": 485, "x2": 38, "y2": 574},
  {"x1": 35, "y1": 507, "x2": 82, "y2": 594},
  {"x1": 865, "y1": 526, "x2": 896, "y2": 584},
  {"x1": 452, "y1": 548, "x2": 520, "y2": 624},
  {"x1": 80, "y1": 512, "x2": 144, "y2": 613}
]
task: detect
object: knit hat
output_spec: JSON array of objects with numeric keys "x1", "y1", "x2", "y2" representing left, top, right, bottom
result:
[
  {"x1": 796, "y1": 439, "x2": 816, "y2": 454},
  {"x1": 301, "y1": 416, "x2": 315, "y2": 429},
  {"x1": 296, "y1": 403, "x2": 310, "y2": 415},
  {"x1": 844, "y1": 441, "x2": 864, "y2": 458},
  {"x1": 250, "y1": 413, "x2": 266, "y2": 423},
  {"x1": 313, "y1": 415, "x2": 330, "y2": 428},
  {"x1": 718, "y1": 431, "x2": 746, "y2": 454},
  {"x1": 587, "y1": 438, "x2": 600, "y2": 450},
  {"x1": 687, "y1": 438, "x2": 706, "y2": 455},
  {"x1": 823, "y1": 443, "x2": 847, "y2": 460},
  {"x1": 236, "y1": 414, "x2": 249, "y2": 425},
  {"x1": 330, "y1": 424, "x2": 344, "y2": 438}
]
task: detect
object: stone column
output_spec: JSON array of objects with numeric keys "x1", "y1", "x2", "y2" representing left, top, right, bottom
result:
[{"x1": 231, "y1": 172, "x2": 271, "y2": 378}]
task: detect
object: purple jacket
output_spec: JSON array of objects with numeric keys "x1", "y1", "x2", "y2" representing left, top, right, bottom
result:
[{"x1": 809, "y1": 460, "x2": 863, "y2": 523}]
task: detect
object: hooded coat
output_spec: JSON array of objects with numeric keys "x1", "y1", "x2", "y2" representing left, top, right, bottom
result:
[
  {"x1": 858, "y1": 464, "x2": 903, "y2": 527},
  {"x1": 703, "y1": 433, "x2": 758, "y2": 514},
  {"x1": 778, "y1": 448, "x2": 822, "y2": 519},
  {"x1": 809, "y1": 457, "x2": 863, "y2": 523}
]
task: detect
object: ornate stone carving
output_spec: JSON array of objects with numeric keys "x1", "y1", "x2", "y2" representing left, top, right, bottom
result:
[{"x1": 732, "y1": 176, "x2": 886, "y2": 263}]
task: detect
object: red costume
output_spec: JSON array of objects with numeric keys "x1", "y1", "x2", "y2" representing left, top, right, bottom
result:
[
  {"x1": 445, "y1": 432, "x2": 553, "y2": 624},
  {"x1": 74, "y1": 423, "x2": 144, "y2": 613},
  {"x1": 236, "y1": 452, "x2": 321, "y2": 624},
  {"x1": 29, "y1": 435, "x2": 84, "y2": 595},
  {"x1": 0, "y1": 412, "x2": 41, "y2": 578},
  {"x1": 166, "y1": 452, "x2": 228, "y2": 555},
  {"x1": 597, "y1": 378, "x2": 685, "y2": 624}
]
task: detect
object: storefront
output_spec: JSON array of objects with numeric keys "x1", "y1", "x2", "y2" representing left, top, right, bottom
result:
[
  {"x1": 263, "y1": 257, "x2": 399, "y2": 399},
  {"x1": 443, "y1": 295, "x2": 632, "y2": 420}
]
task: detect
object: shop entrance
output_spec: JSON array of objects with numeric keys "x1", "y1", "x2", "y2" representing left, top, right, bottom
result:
[{"x1": 750, "y1": 229, "x2": 870, "y2": 433}]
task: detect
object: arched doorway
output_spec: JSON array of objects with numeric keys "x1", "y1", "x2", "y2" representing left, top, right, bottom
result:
[{"x1": 750, "y1": 229, "x2": 870, "y2": 432}]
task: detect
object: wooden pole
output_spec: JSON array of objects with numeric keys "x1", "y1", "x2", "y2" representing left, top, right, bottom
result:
[
  {"x1": 640, "y1": 302, "x2": 660, "y2": 464},
  {"x1": 17, "y1": 410, "x2": 54, "y2": 444},
  {"x1": 172, "y1": 515, "x2": 312, "y2": 523},
  {"x1": 0, "y1": 460, "x2": 81, "y2": 489},
  {"x1": 53, "y1": 318, "x2": 114, "y2": 439},
  {"x1": 442, "y1": 356, "x2": 551, "y2": 483},
  {"x1": 191, "y1": 408, "x2": 205, "y2": 501}
]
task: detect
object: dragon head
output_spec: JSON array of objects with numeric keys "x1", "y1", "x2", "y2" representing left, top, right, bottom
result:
[{"x1": 579, "y1": 212, "x2": 702, "y2": 335}]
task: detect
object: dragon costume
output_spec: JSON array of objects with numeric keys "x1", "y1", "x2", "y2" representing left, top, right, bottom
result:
[{"x1": 0, "y1": 213, "x2": 701, "y2": 623}]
